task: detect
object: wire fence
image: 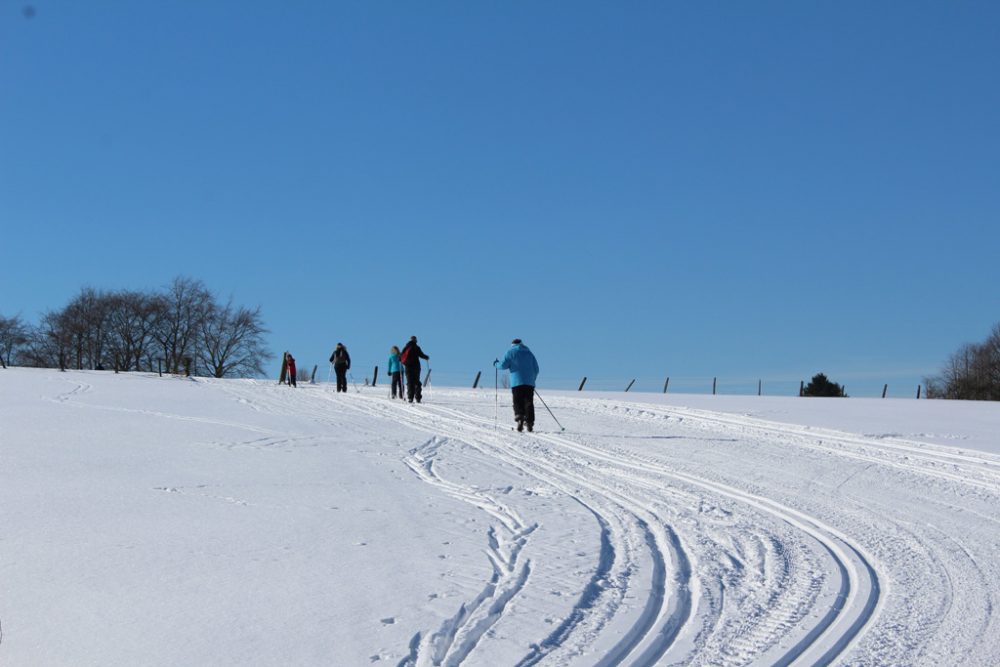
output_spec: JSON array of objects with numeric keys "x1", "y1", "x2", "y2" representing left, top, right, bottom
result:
[{"x1": 342, "y1": 368, "x2": 927, "y2": 400}]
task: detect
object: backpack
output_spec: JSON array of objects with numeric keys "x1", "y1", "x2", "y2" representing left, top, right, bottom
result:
[{"x1": 400, "y1": 346, "x2": 411, "y2": 365}]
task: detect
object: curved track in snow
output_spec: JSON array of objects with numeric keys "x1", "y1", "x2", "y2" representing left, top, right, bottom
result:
[
  {"x1": 209, "y1": 381, "x2": 1000, "y2": 666},
  {"x1": 326, "y1": 392, "x2": 881, "y2": 666}
]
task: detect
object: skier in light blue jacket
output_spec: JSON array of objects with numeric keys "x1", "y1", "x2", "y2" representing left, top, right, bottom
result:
[
  {"x1": 495, "y1": 339, "x2": 539, "y2": 431},
  {"x1": 388, "y1": 346, "x2": 405, "y2": 400}
]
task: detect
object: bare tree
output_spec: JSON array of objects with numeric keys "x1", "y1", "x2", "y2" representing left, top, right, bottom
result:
[
  {"x1": 925, "y1": 323, "x2": 1000, "y2": 401},
  {"x1": 199, "y1": 299, "x2": 272, "y2": 378},
  {"x1": 106, "y1": 290, "x2": 165, "y2": 371},
  {"x1": 19, "y1": 310, "x2": 74, "y2": 370},
  {"x1": 152, "y1": 277, "x2": 213, "y2": 374},
  {"x1": 11, "y1": 277, "x2": 271, "y2": 377},
  {"x1": 981, "y1": 323, "x2": 1000, "y2": 396},
  {"x1": 54, "y1": 288, "x2": 116, "y2": 370},
  {"x1": 0, "y1": 313, "x2": 30, "y2": 367}
]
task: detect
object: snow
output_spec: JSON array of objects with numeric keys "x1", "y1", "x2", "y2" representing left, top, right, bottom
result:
[{"x1": 1, "y1": 367, "x2": 999, "y2": 666}]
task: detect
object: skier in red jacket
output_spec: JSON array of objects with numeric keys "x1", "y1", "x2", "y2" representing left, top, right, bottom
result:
[{"x1": 286, "y1": 352, "x2": 297, "y2": 387}]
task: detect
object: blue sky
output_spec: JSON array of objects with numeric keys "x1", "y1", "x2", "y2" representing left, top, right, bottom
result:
[{"x1": 2, "y1": 2, "x2": 998, "y2": 396}]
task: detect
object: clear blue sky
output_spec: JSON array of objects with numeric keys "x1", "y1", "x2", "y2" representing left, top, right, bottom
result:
[{"x1": 2, "y1": 2, "x2": 998, "y2": 396}]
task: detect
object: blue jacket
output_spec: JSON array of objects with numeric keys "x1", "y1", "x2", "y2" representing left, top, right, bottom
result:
[
  {"x1": 498, "y1": 343, "x2": 539, "y2": 388},
  {"x1": 388, "y1": 353, "x2": 402, "y2": 374}
]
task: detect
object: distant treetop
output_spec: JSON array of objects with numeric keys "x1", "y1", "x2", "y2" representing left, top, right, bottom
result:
[{"x1": 803, "y1": 373, "x2": 846, "y2": 398}]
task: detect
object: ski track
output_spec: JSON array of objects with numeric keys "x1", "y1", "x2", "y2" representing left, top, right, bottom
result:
[
  {"x1": 202, "y1": 381, "x2": 1000, "y2": 666},
  {"x1": 415, "y1": 401, "x2": 881, "y2": 667},
  {"x1": 400, "y1": 436, "x2": 539, "y2": 667},
  {"x1": 581, "y1": 402, "x2": 1000, "y2": 493},
  {"x1": 551, "y1": 395, "x2": 1000, "y2": 665},
  {"x1": 214, "y1": 384, "x2": 869, "y2": 665},
  {"x1": 349, "y1": 397, "x2": 697, "y2": 666},
  {"x1": 45, "y1": 376, "x2": 282, "y2": 437},
  {"x1": 321, "y1": 392, "x2": 863, "y2": 667}
]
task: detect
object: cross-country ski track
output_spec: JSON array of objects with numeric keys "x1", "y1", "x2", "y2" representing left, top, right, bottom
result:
[{"x1": 1, "y1": 369, "x2": 999, "y2": 666}]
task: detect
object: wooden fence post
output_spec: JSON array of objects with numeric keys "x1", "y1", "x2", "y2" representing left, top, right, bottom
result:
[
  {"x1": 758, "y1": 379, "x2": 762, "y2": 396},
  {"x1": 712, "y1": 377, "x2": 717, "y2": 395},
  {"x1": 310, "y1": 365, "x2": 318, "y2": 384},
  {"x1": 916, "y1": 384, "x2": 921, "y2": 399},
  {"x1": 625, "y1": 379, "x2": 636, "y2": 392},
  {"x1": 473, "y1": 371, "x2": 482, "y2": 389},
  {"x1": 882, "y1": 384, "x2": 888, "y2": 399},
  {"x1": 372, "y1": 365, "x2": 378, "y2": 387},
  {"x1": 663, "y1": 377, "x2": 670, "y2": 394},
  {"x1": 799, "y1": 380, "x2": 804, "y2": 397},
  {"x1": 578, "y1": 376, "x2": 587, "y2": 391},
  {"x1": 158, "y1": 359, "x2": 162, "y2": 377}
]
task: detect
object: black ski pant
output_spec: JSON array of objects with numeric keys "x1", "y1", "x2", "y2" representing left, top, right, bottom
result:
[
  {"x1": 335, "y1": 365, "x2": 348, "y2": 392},
  {"x1": 391, "y1": 371, "x2": 404, "y2": 399},
  {"x1": 405, "y1": 366, "x2": 422, "y2": 403},
  {"x1": 512, "y1": 385, "x2": 535, "y2": 427}
]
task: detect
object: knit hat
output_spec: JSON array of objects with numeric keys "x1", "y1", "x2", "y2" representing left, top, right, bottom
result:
[{"x1": 511, "y1": 338, "x2": 522, "y2": 344}]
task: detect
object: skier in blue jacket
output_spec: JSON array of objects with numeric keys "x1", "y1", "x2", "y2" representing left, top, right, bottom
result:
[
  {"x1": 495, "y1": 339, "x2": 539, "y2": 432},
  {"x1": 388, "y1": 346, "x2": 405, "y2": 400}
]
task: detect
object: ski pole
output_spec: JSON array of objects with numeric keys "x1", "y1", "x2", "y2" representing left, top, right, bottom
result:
[
  {"x1": 494, "y1": 360, "x2": 499, "y2": 431},
  {"x1": 533, "y1": 388, "x2": 565, "y2": 432}
]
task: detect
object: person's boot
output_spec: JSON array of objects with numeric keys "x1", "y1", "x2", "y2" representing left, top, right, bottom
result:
[
  {"x1": 527, "y1": 422, "x2": 533, "y2": 432},
  {"x1": 516, "y1": 418, "x2": 524, "y2": 432}
]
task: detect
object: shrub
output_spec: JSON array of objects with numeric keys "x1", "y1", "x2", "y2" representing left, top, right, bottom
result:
[{"x1": 803, "y1": 373, "x2": 846, "y2": 397}]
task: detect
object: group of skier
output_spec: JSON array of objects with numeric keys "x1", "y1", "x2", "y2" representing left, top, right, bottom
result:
[
  {"x1": 322, "y1": 336, "x2": 430, "y2": 402},
  {"x1": 387, "y1": 336, "x2": 430, "y2": 403},
  {"x1": 279, "y1": 336, "x2": 540, "y2": 430}
]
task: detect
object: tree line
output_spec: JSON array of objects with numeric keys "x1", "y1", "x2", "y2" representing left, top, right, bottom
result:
[
  {"x1": 924, "y1": 322, "x2": 1000, "y2": 401},
  {"x1": 0, "y1": 277, "x2": 271, "y2": 378}
]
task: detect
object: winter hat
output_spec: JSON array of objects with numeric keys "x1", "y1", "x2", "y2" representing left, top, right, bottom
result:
[
  {"x1": 410, "y1": 336, "x2": 417, "y2": 342},
  {"x1": 511, "y1": 338, "x2": 522, "y2": 344}
]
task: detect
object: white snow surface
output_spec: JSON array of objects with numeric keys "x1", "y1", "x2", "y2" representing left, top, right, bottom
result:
[{"x1": 2, "y1": 368, "x2": 999, "y2": 666}]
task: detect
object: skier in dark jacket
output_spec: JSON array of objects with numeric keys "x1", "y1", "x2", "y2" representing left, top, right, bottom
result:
[
  {"x1": 286, "y1": 352, "x2": 297, "y2": 388},
  {"x1": 400, "y1": 336, "x2": 429, "y2": 403},
  {"x1": 329, "y1": 343, "x2": 351, "y2": 393},
  {"x1": 495, "y1": 338, "x2": 539, "y2": 431}
]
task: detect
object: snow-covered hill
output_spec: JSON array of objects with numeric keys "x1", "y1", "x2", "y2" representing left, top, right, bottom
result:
[{"x1": 2, "y1": 368, "x2": 998, "y2": 666}]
